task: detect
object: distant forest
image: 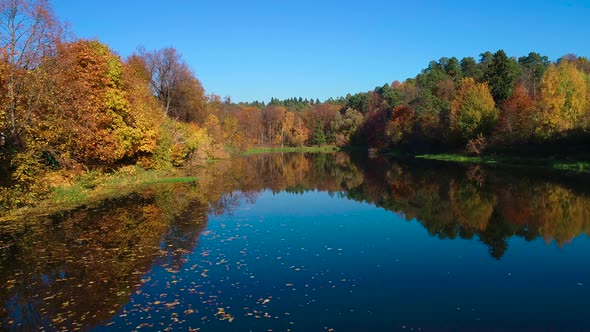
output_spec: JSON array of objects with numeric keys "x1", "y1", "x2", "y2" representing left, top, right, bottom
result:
[{"x1": 1, "y1": 0, "x2": 589, "y2": 205}]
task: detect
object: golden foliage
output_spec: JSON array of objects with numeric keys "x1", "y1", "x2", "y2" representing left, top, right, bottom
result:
[
  {"x1": 450, "y1": 78, "x2": 498, "y2": 141},
  {"x1": 538, "y1": 61, "x2": 588, "y2": 136}
]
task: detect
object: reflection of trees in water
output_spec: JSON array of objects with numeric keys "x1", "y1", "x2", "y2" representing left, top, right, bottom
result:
[
  {"x1": 209, "y1": 191, "x2": 260, "y2": 216},
  {"x1": 2, "y1": 152, "x2": 590, "y2": 329},
  {"x1": 350, "y1": 157, "x2": 590, "y2": 259},
  {"x1": 216, "y1": 153, "x2": 590, "y2": 260},
  {"x1": 0, "y1": 184, "x2": 211, "y2": 331}
]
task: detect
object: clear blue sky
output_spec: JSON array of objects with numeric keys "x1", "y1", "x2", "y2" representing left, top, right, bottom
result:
[{"x1": 53, "y1": 0, "x2": 590, "y2": 102}]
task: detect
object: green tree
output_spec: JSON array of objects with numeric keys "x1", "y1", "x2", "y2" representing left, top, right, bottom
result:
[
  {"x1": 332, "y1": 108, "x2": 363, "y2": 146},
  {"x1": 518, "y1": 52, "x2": 550, "y2": 97},
  {"x1": 346, "y1": 92, "x2": 369, "y2": 113},
  {"x1": 311, "y1": 120, "x2": 326, "y2": 146},
  {"x1": 460, "y1": 57, "x2": 483, "y2": 81},
  {"x1": 484, "y1": 50, "x2": 521, "y2": 103},
  {"x1": 416, "y1": 59, "x2": 451, "y2": 91},
  {"x1": 376, "y1": 83, "x2": 403, "y2": 108},
  {"x1": 444, "y1": 57, "x2": 463, "y2": 83}
]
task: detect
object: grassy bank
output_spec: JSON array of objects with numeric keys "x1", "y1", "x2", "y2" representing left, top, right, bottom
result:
[
  {"x1": 416, "y1": 153, "x2": 590, "y2": 173},
  {"x1": 0, "y1": 166, "x2": 199, "y2": 223},
  {"x1": 242, "y1": 146, "x2": 342, "y2": 155}
]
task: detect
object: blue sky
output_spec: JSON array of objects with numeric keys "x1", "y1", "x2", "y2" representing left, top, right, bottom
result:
[{"x1": 53, "y1": 1, "x2": 590, "y2": 102}]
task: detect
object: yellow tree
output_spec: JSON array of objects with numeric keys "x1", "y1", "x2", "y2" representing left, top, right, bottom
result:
[
  {"x1": 204, "y1": 114, "x2": 222, "y2": 143},
  {"x1": 34, "y1": 40, "x2": 158, "y2": 166},
  {"x1": 122, "y1": 55, "x2": 162, "y2": 161},
  {"x1": 450, "y1": 78, "x2": 497, "y2": 142},
  {"x1": 0, "y1": 0, "x2": 63, "y2": 148},
  {"x1": 236, "y1": 106, "x2": 262, "y2": 145},
  {"x1": 538, "y1": 61, "x2": 587, "y2": 137},
  {"x1": 289, "y1": 113, "x2": 310, "y2": 146},
  {"x1": 261, "y1": 105, "x2": 286, "y2": 145},
  {"x1": 280, "y1": 111, "x2": 295, "y2": 147},
  {"x1": 0, "y1": 59, "x2": 8, "y2": 148}
]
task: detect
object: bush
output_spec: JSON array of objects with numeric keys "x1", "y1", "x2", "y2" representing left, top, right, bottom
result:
[{"x1": 465, "y1": 134, "x2": 488, "y2": 156}]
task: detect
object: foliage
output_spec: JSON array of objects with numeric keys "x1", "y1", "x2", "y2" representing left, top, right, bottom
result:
[
  {"x1": 450, "y1": 78, "x2": 498, "y2": 142},
  {"x1": 331, "y1": 108, "x2": 363, "y2": 146},
  {"x1": 484, "y1": 50, "x2": 521, "y2": 103},
  {"x1": 537, "y1": 61, "x2": 588, "y2": 137},
  {"x1": 416, "y1": 153, "x2": 590, "y2": 174},
  {"x1": 311, "y1": 121, "x2": 327, "y2": 146},
  {"x1": 23, "y1": 40, "x2": 162, "y2": 166},
  {"x1": 460, "y1": 57, "x2": 482, "y2": 81},
  {"x1": 363, "y1": 109, "x2": 390, "y2": 149},
  {"x1": 136, "y1": 47, "x2": 207, "y2": 123},
  {"x1": 153, "y1": 119, "x2": 213, "y2": 168},
  {"x1": 386, "y1": 105, "x2": 416, "y2": 145},
  {"x1": 518, "y1": 52, "x2": 550, "y2": 97},
  {"x1": 0, "y1": 0, "x2": 62, "y2": 150},
  {"x1": 494, "y1": 82, "x2": 535, "y2": 144}
]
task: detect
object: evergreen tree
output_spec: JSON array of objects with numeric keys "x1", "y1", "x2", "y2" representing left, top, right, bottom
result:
[
  {"x1": 312, "y1": 121, "x2": 326, "y2": 146},
  {"x1": 518, "y1": 52, "x2": 550, "y2": 96},
  {"x1": 460, "y1": 57, "x2": 483, "y2": 81},
  {"x1": 444, "y1": 57, "x2": 463, "y2": 82},
  {"x1": 484, "y1": 50, "x2": 521, "y2": 103}
]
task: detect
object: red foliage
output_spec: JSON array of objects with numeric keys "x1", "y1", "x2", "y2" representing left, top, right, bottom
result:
[
  {"x1": 494, "y1": 82, "x2": 535, "y2": 144},
  {"x1": 387, "y1": 105, "x2": 416, "y2": 145},
  {"x1": 363, "y1": 109, "x2": 390, "y2": 149}
]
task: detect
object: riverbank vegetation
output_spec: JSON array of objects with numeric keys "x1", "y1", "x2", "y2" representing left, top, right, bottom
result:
[
  {"x1": 416, "y1": 154, "x2": 590, "y2": 173},
  {"x1": 0, "y1": 166, "x2": 198, "y2": 222},
  {"x1": 1, "y1": 0, "x2": 589, "y2": 213}
]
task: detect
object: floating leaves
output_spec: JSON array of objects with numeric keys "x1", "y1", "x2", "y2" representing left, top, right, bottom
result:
[{"x1": 214, "y1": 308, "x2": 234, "y2": 323}]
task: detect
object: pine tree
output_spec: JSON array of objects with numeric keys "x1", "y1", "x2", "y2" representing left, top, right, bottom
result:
[
  {"x1": 312, "y1": 121, "x2": 326, "y2": 146},
  {"x1": 484, "y1": 50, "x2": 521, "y2": 103}
]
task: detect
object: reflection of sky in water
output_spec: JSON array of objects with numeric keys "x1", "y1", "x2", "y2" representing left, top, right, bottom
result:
[{"x1": 96, "y1": 190, "x2": 590, "y2": 332}]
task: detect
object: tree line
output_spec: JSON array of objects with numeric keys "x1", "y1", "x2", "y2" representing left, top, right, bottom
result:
[
  {"x1": 1, "y1": 0, "x2": 589, "y2": 202},
  {"x1": 235, "y1": 50, "x2": 590, "y2": 155}
]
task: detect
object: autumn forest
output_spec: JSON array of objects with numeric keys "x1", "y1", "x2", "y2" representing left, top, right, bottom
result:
[
  {"x1": 1, "y1": 0, "x2": 590, "y2": 211},
  {"x1": 3, "y1": 1, "x2": 590, "y2": 330}
]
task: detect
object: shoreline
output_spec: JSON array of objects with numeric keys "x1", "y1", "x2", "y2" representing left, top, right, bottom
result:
[
  {"x1": 3, "y1": 149, "x2": 589, "y2": 223},
  {"x1": 413, "y1": 153, "x2": 590, "y2": 174},
  {"x1": 0, "y1": 166, "x2": 199, "y2": 223},
  {"x1": 241, "y1": 146, "x2": 342, "y2": 155}
]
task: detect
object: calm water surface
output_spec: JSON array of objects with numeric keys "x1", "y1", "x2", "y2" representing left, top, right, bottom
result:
[{"x1": 1, "y1": 153, "x2": 590, "y2": 331}]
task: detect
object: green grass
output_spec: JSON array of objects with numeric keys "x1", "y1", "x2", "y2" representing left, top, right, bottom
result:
[
  {"x1": 416, "y1": 153, "x2": 590, "y2": 173},
  {"x1": 553, "y1": 161, "x2": 590, "y2": 173},
  {"x1": 1, "y1": 166, "x2": 198, "y2": 222},
  {"x1": 144, "y1": 176, "x2": 198, "y2": 184},
  {"x1": 242, "y1": 145, "x2": 341, "y2": 155},
  {"x1": 49, "y1": 168, "x2": 198, "y2": 206}
]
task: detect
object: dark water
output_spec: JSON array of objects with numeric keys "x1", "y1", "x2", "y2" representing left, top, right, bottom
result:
[{"x1": 1, "y1": 152, "x2": 590, "y2": 331}]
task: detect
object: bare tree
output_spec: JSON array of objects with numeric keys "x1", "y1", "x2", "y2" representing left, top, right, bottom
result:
[{"x1": 137, "y1": 47, "x2": 206, "y2": 123}]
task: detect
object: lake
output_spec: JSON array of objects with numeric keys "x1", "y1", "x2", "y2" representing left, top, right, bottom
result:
[{"x1": 1, "y1": 152, "x2": 590, "y2": 331}]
